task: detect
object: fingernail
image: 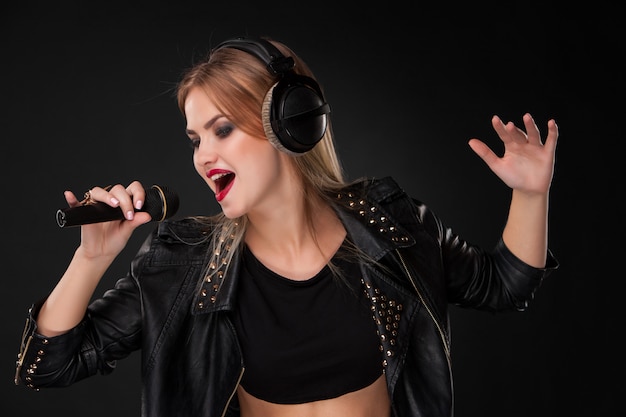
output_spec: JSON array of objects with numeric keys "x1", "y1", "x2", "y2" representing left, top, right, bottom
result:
[
  {"x1": 135, "y1": 200, "x2": 143, "y2": 210},
  {"x1": 111, "y1": 197, "x2": 120, "y2": 206},
  {"x1": 126, "y1": 211, "x2": 134, "y2": 220}
]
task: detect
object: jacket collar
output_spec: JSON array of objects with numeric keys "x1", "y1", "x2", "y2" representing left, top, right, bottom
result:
[
  {"x1": 332, "y1": 176, "x2": 416, "y2": 260},
  {"x1": 192, "y1": 176, "x2": 416, "y2": 315}
]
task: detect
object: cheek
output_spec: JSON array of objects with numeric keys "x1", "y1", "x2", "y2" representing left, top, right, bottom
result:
[
  {"x1": 238, "y1": 140, "x2": 279, "y2": 171},
  {"x1": 251, "y1": 152, "x2": 291, "y2": 188},
  {"x1": 250, "y1": 147, "x2": 281, "y2": 171}
]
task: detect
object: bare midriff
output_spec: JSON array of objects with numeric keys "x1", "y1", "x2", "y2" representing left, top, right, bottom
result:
[{"x1": 237, "y1": 373, "x2": 391, "y2": 417}]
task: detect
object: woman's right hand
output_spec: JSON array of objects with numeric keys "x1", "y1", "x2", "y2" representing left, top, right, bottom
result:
[{"x1": 64, "y1": 180, "x2": 153, "y2": 259}]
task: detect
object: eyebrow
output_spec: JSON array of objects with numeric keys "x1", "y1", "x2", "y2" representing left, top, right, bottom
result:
[{"x1": 185, "y1": 114, "x2": 223, "y2": 135}]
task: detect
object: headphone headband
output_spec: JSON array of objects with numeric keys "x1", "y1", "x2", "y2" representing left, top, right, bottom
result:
[{"x1": 213, "y1": 37, "x2": 295, "y2": 75}]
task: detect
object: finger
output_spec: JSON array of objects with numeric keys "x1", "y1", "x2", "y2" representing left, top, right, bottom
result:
[
  {"x1": 523, "y1": 113, "x2": 542, "y2": 145},
  {"x1": 543, "y1": 119, "x2": 559, "y2": 153},
  {"x1": 491, "y1": 115, "x2": 508, "y2": 138},
  {"x1": 64, "y1": 191, "x2": 81, "y2": 207},
  {"x1": 126, "y1": 180, "x2": 146, "y2": 210},
  {"x1": 491, "y1": 115, "x2": 524, "y2": 144},
  {"x1": 87, "y1": 185, "x2": 121, "y2": 207},
  {"x1": 107, "y1": 184, "x2": 136, "y2": 221},
  {"x1": 468, "y1": 138, "x2": 499, "y2": 167}
]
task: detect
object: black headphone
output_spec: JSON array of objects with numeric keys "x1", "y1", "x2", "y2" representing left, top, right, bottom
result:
[{"x1": 212, "y1": 37, "x2": 330, "y2": 154}]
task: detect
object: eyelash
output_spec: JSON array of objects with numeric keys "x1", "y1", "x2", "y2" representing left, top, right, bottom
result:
[
  {"x1": 188, "y1": 123, "x2": 235, "y2": 149},
  {"x1": 189, "y1": 138, "x2": 200, "y2": 149},
  {"x1": 216, "y1": 124, "x2": 234, "y2": 138}
]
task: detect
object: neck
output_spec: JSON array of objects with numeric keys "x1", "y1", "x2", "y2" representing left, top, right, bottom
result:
[
  {"x1": 244, "y1": 190, "x2": 345, "y2": 280},
  {"x1": 245, "y1": 187, "x2": 317, "y2": 252}
]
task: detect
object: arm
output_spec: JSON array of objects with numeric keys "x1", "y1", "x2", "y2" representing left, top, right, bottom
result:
[
  {"x1": 468, "y1": 113, "x2": 559, "y2": 268},
  {"x1": 15, "y1": 182, "x2": 151, "y2": 388},
  {"x1": 37, "y1": 181, "x2": 151, "y2": 336}
]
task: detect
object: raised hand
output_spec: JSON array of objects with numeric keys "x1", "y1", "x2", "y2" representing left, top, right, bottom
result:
[{"x1": 468, "y1": 113, "x2": 559, "y2": 196}]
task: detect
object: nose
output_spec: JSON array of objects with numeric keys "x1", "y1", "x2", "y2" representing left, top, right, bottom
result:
[{"x1": 194, "y1": 136, "x2": 218, "y2": 166}]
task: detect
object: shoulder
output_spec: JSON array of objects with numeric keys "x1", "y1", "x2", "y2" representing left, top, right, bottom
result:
[
  {"x1": 331, "y1": 177, "x2": 430, "y2": 246},
  {"x1": 336, "y1": 176, "x2": 426, "y2": 210},
  {"x1": 132, "y1": 216, "x2": 215, "y2": 269},
  {"x1": 154, "y1": 216, "x2": 215, "y2": 245},
  {"x1": 334, "y1": 176, "x2": 446, "y2": 242},
  {"x1": 338, "y1": 176, "x2": 405, "y2": 200},
  {"x1": 335, "y1": 176, "x2": 429, "y2": 220}
]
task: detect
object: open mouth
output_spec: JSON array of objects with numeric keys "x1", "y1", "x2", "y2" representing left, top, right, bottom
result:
[
  {"x1": 209, "y1": 170, "x2": 235, "y2": 202},
  {"x1": 213, "y1": 172, "x2": 235, "y2": 194}
]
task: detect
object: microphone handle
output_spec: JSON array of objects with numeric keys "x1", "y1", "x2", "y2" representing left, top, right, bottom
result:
[
  {"x1": 56, "y1": 203, "x2": 137, "y2": 228},
  {"x1": 55, "y1": 184, "x2": 178, "y2": 228}
]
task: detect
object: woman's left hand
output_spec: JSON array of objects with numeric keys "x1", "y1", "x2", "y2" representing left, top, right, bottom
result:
[{"x1": 468, "y1": 113, "x2": 559, "y2": 195}]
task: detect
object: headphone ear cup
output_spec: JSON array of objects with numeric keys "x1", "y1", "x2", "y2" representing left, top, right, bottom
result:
[
  {"x1": 261, "y1": 83, "x2": 291, "y2": 154},
  {"x1": 262, "y1": 74, "x2": 330, "y2": 154}
]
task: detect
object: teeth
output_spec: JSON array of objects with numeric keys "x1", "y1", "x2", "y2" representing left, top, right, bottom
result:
[{"x1": 210, "y1": 172, "x2": 230, "y2": 181}]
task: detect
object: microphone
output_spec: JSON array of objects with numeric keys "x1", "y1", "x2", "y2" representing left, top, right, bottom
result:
[{"x1": 56, "y1": 184, "x2": 180, "y2": 228}]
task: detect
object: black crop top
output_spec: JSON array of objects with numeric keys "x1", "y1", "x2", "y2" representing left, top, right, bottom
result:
[{"x1": 233, "y1": 244, "x2": 383, "y2": 404}]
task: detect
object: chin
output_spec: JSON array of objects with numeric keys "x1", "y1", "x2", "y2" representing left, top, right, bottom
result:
[{"x1": 219, "y1": 205, "x2": 246, "y2": 220}]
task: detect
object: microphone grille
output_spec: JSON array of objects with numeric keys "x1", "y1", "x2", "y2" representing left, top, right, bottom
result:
[{"x1": 144, "y1": 185, "x2": 180, "y2": 222}]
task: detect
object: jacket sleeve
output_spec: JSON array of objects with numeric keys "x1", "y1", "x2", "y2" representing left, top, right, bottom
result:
[
  {"x1": 14, "y1": 230, "x2": 155, "y2": 390},
  {"x1": 413, "y1": 198, "x2": 559, "y2": 312}
]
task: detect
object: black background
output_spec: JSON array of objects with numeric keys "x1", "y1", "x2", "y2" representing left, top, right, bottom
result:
[{"x1": 3, "y1": 1, "x2": 624, "y2": 416}]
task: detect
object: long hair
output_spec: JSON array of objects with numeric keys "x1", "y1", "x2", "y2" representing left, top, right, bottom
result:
[{"x1": 176, "y1": 38, "x2": 352, "y2": 281}]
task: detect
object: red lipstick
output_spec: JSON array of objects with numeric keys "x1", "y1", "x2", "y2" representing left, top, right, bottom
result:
[{"x1": 207, "y1": 169, "x2": 235, "y2": 202}]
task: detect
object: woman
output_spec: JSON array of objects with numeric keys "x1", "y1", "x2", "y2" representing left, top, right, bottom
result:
[{"x1": 14, "y1": 36, "x2": 559, "y2": 417}]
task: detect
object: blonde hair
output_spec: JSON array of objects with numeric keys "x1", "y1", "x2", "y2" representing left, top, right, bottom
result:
[{"x1": 176, "y1": 38, "x2": 351, "y2": 281}]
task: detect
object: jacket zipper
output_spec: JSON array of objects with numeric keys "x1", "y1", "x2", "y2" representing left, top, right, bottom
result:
[
  {"x1": 395, "y1": 249, "x2": 451, "y2": 361},
  {"x1": 14, "y1": 315, "x2": 34, "y2": 385},
  {"x1": 14, "y1": 335, "x2": 33, "y2": 385},
  {"x1": 220, "y1": 367, "x2": 245, "y2": 417}
]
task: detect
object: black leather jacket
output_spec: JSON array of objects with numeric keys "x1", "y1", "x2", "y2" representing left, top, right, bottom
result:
[{"x1": 14, "y1": 177, "x2": 558, "y2": 417}]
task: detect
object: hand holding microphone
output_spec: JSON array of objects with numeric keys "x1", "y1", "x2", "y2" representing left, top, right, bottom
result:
[{"x1": 56, "y1": 184, "x2": 179, "y2": 228}]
